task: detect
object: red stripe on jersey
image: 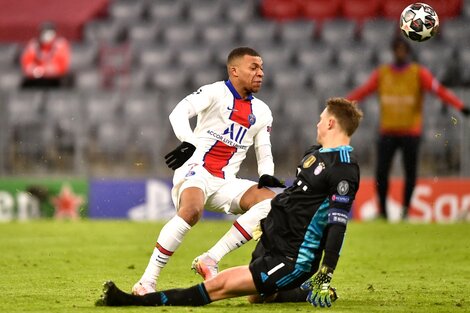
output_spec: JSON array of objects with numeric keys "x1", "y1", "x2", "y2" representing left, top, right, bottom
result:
[
  {"x1": 155, "y1": 243, "x2": 174, "y2": 256},
  {"x1": 203, "y1": 141, "x2": 237, "y2": 178},
  {"x1": 234, "y1": 221, "x2": 252, "y2": 240},
  {"x1": 229, "y1": 99, "x2": 253, "y2": 128}
]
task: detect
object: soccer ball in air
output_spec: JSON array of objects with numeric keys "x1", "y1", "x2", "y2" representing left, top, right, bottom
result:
[{"x1": 400, "y1": 3, "x2": 439, "y2": 42}]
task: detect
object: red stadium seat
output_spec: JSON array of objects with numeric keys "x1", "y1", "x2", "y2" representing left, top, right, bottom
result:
[
  {"x1": 382, "y1": 0, "x2": 414, "y2": 20},
  {"x1": 383, "y1": 0, "x2": 462, "y2": 21},
  {"x1": 300, "y1": 0, "x2": 342, "y2": 21},
  {"x1": 424, "y1": 0, "x2": 462, "y2": 19},
  {"x1": 342, "y1": 0, "x2": 381, "y2": 22},
  {"x1": 260, "y1": 0, "x2": 300, "y2": 21}
]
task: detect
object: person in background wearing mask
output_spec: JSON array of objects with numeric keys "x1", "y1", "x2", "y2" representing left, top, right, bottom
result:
[{"x1": 21, "y1": 22, "x2": 71, "y2": 88}]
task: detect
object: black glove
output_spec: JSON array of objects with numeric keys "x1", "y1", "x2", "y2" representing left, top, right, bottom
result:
[
  {"x1": 461, "y1": 107, "x2": 470, "y2": 117},
  {"x1": 164, "y1": 142, "x2": 196, "y2": 170},
  {"x1": 258, "y1": 174, "x2": 286, "y2": 189}
]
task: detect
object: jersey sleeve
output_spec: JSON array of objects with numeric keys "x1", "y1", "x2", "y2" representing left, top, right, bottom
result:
[
  {"x1": 182, "y1": 83, "x2": 220, "y2": 115},
  {"x1": 419, "y1": 66, "x2": 465, "y2": 111},
  {"x1": 168, "y1": 83, "x2": 220, "y2": 145},
  {"x1": 20, "y1": 40, "x2": 38, "y2": 76},
  {"x1": 48, "y1": 38, "x2": 70, "y2": 76},
  {"x1": 322, "y1": 163, "x2": 360, "y2": 270},
  {"x1": 253, "y1": 106, "x2": 274, "y2": 176},
  {"x1": 346, "y1": 69, "x2": 379, "y2": 102}
]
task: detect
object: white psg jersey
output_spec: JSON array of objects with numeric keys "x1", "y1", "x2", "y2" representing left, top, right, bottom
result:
[{"x1": 170, "y1": 80, "x2": 273, "y2": 179}]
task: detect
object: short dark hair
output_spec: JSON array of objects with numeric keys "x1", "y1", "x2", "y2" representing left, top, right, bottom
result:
[
  {"x1": 391, "y1": 36, "x2": 411, "y2": 53},
  {"x1": 40, "y1": 21, "x2": 56, "y2": 32},
  {"x1": 227, "y1": 47, "x2": 260, "y2": 65},
  {"x1": 326, "y1": 97, "x2": 363, "y2": 137}
]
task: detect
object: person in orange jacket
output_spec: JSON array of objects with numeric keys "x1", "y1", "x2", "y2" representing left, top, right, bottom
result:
[
  {"x1": 347, "y1": 36, "x2": 469, "y2": 221},
  {"x1": 21, "y1": 22, "x2": 71, "y2": 88}
]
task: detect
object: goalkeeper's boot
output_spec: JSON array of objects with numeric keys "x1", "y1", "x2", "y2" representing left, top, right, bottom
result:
[
  {"x1": 131, "y1": 280, "x2": 156, "y2": 296},
  {"x1": 191, "y1": 253, "x2": 219, "y2": 280},
  {"x1": 97, "y1": 281, "x2": 139, "y2": 306}
]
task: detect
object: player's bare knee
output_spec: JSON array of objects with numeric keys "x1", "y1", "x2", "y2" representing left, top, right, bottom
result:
[
  {"x1": 240, "y1": 185, "x2": 275, "y2": 210},
  {"x1": 178, "y1": 187, "x2": 205, "y2": 225},
  {"x1": 177, "y1": 205, "x2": 203, "y2": 226}
]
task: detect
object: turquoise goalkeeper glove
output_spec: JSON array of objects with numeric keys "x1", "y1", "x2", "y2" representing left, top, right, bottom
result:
[{"x1": 300, "y1": 265, "x2": 334, "y2": 308}]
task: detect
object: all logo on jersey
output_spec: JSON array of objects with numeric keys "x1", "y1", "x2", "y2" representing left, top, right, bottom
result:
[
  {"x1": 303, "y1": 155, "x2": 316, "y2": 168},
  {"x1": 223, "y1": 123, "x2": 248, "y2": 144},
  {"x1": 314, "y1": 162, "x2": 325, "y2": 175},
  {"x1": 337, "y1": 180, "x2": 349, "y2": 195}
]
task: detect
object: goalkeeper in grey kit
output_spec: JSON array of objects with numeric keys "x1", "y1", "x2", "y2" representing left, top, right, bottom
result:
[{"x1": 97, "y1": 97, "x2": 363, "y2": 308}]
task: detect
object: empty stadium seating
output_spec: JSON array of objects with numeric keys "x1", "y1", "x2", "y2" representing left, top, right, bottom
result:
[
  {"x1": 260, "y1": 0, "x2": 300, "y2": 21},
  {"x1": 0, "y1": 0, "x2": 468, "y2": 176}
]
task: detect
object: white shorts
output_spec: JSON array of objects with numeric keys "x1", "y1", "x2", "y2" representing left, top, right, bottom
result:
[{"x1": 171, "y1": 162, "x2": 257, "y2": 215}]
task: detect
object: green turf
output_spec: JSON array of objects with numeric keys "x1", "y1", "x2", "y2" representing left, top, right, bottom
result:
[{"x1": 0, "y1": 220, "x2": 469, "y2": 313}]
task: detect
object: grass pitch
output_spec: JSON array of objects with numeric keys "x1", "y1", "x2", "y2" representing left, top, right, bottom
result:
[{"x1": 0, "y1": 220, "x2": 469, "y2": 313}]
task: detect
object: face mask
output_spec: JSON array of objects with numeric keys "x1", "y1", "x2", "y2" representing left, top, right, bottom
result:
[{"x1": 40, "y1": 30, "x2": 56, "y2": 44}]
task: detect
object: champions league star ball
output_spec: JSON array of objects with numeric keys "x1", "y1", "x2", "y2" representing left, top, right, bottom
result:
[{"x1": 400, "y1": 3, "x2": 439, "y2": 42}]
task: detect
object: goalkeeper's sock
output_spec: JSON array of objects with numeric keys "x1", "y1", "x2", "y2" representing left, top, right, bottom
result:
[
  {"x1": 140, "y1": 215, "x2": 191, "y2": 284},
  {"x1": 208, "y1": 199, "x2": 271, "y2": 262},
  {"x1": 143, "y1": 283, "x2": 212, "y2": 306}
]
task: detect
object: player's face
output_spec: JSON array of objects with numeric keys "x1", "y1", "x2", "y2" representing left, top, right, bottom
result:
[
  {"x1": 237, "y1": 55, "x2": 264, "y2": 94},
  {"x1": 316, "y1": 108, "x2": 330, "y2": 145},
  {"x1": 393, "y1": 44, "x2": 409, "y2": 64}
]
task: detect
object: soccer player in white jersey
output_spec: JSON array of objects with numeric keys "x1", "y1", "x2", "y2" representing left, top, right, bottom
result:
[{"x1": 132, "y1": 47, "x2": 285, "y2": 295}]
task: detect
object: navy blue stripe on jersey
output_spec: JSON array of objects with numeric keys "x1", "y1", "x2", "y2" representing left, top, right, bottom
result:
[
  {"x1": 320, "y1": 145, "x2": 353, "y2": 163},
  {"x1": 275, "y1": 269, "x2": 304, "y2": 288},
  {"x1": 225, "y1": 80, "x2": 253, "y2": 100},
  {"x1": 295, "y1": 198, "x2": 329, "y2": 272}
]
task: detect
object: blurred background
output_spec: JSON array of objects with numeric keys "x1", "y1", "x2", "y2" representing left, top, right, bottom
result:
[{"x1": 0, "y1": 0, "x2": 469, "y2": 221}]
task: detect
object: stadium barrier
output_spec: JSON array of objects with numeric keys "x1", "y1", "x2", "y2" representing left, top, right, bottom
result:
[
  {"x1": 1, "y1": 177, "x2": 469, "y2": 223},
  {"x1": 0, "y1": 178, "x2": 87, "y2": 220},
  {"x1": 88, "y1": 179, "x2": 237, "y2": 221},
  {"x1": 354, "y1": 178, "x2": 470, "y2": 223}
]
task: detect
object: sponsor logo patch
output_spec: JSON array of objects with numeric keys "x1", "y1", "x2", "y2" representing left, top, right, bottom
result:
[
  {"x1": 337, "y1": 180, "x2": 349, "y2": 195},
  {"x1": 331, "y1": 194, "x2": 350, "y2": 203},
  {"x1": 314, "y1": 162, "x2": 325, "y2": 175},
  {"x1": 303, "y1": 155, "x2": 316, "y2": 168}
]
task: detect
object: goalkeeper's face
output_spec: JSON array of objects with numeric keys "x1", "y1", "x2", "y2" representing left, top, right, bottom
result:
[{"x1": 316, "y1": 108, "x2": 332, "y2": 145}]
